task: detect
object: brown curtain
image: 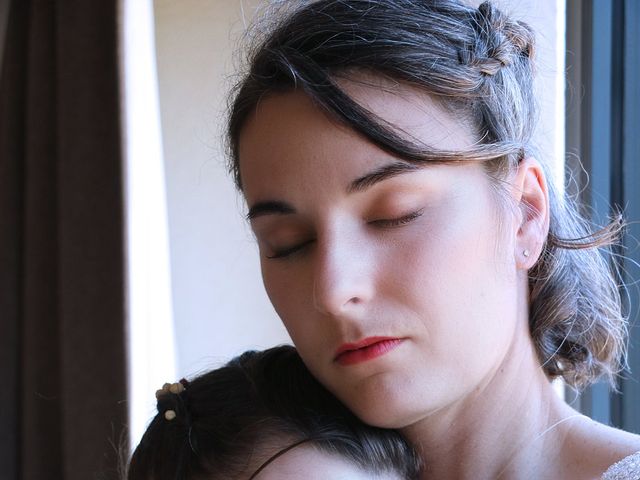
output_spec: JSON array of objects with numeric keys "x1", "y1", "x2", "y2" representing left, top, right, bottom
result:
[{"x1": 0, "y1": 0, "x2": 128, "y2": 479}]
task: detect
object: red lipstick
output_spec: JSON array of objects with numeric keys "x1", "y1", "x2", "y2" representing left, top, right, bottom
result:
[{"x1": 334, "y1": 337, "x2": 404, "y2": 366}]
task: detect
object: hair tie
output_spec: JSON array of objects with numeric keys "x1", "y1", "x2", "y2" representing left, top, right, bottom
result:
[{"x1": 155, "y1": 379, "x2": 189, "y2": 421}]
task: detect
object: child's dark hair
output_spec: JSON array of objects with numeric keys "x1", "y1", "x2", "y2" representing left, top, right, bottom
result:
[{"x1": 126, "y1": 345, "x2": 421, "y2": 479}]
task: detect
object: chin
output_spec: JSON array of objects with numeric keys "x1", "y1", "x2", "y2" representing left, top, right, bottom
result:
[
  {"x1": 351, "y1": 398, "x2": 432, "y2": 430},
  {"x1": 340, "y1": 376, "x2": 436, "y2": 429}
]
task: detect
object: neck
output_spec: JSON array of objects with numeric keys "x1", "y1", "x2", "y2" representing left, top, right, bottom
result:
[{"x1": 402, "y1": 321, "x2": 579, "y2": 480}]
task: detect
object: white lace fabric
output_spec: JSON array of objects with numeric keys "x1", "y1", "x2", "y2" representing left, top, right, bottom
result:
[{"x1": 601, "y1": 451, "x2": 640, "y2": 480}]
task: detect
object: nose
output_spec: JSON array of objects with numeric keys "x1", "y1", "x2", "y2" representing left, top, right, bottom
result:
[{"x1": 312, "y1": 231, "x2": 374, "y2": 317}]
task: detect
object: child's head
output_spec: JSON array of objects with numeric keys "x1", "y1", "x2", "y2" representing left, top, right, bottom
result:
[{"x1": 127, "y1": 345, "x2": 421, "y2": 479}]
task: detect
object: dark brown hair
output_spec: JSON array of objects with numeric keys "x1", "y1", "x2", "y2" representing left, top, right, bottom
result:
[
  {"x1": 226, "y1": 0, "x2": 626, "y2": 389},
  {"x1": 126, "y1": 345, "x2": 421, "y2": 479}
]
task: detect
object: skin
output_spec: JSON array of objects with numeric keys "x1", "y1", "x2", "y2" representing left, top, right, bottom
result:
[
  {"x1": 238, "y1": 80, "x2": 640, "y2": 479},
  {"x1": 252, "y1": 444, "x2": 402, "y2": 480}
]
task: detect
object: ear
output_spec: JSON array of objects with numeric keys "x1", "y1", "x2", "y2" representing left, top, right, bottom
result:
[{"x1": 510, "y1": 157, "x2": 550, "y2": 270}]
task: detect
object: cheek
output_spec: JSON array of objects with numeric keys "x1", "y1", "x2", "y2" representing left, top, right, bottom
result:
[
  {"x1": 261, "y1": 261, "x2": 317, "y2": 343},
  {"x1": 387, "y1": 200, "x2": 502, "y2": 300},
  {"x1": 262, "y1": 262, "x2": 296, "y2": 317},
  {"x1": 398, "y1": 198, "x2": 518, "y2": 361}
]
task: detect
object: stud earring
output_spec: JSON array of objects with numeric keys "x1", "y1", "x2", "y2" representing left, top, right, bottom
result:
[{"x1": 523, "y1": 249, "x2": 530, "y2": 258}]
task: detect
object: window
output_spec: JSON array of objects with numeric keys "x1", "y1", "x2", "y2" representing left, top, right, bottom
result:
[{"x1": 565, "y1": 0, "x2": 640, "y2": 433}]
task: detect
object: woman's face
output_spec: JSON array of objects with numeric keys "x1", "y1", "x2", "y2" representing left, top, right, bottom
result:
[{"x1": 239, "y1": 81, "x2": 523, "y2": 428}]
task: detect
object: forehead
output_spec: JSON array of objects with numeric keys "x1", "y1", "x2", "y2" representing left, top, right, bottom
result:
[
  {"x1": 335, "y1": 72, "x2": 475, "y2": 147},
  {"x1": 253, "y1": 444, "x2": 402, "y2": 480},
  {"x1": 238, "y1": 78, "x2": 477, "y2": 203}
]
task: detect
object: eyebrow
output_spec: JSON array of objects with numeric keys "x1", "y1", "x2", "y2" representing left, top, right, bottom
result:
[
  {"x1": 247, "y1": 161, "x2": 420, "y2": 220},
  {"x1": 247, "y1": 200, "x2": 296, "y2": 220},
  {"x1": 347, "y1": 161, "x2": 420, "y2": 194}
]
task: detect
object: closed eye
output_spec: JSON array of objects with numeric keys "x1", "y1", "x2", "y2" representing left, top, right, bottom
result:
[
  {"x1": 369, "y1": 208, "x2": 425, "y2": 228},
  {"x1": 264, "y1": 208, "x2": 424, "y2": 258},
  {"x1": 265, "y1": 239, "x2": 315, "y2": 259}
]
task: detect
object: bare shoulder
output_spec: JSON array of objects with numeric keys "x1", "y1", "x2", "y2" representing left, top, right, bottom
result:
[
  {"x1": 563, "y1": 416, "x2": 640, "y2": 479},
  {"x1": 580, "y1": 418, "x2": 640, "y2": 455}
]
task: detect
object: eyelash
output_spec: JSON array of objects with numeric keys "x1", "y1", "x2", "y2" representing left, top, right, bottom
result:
[
  {"x1": 266, "y1": 240, "x2": 314, "y2": 259},
  {"x1": 368, "y1": 208, "x2": 425, "y2": 228},
  {"x1": 265, "y1": 209, "x2": 424, "y2": 260}
]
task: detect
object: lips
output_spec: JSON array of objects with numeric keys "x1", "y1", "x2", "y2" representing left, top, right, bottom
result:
[{"x1": 334, "y1": 337, "x2": 404, "y2": 366}]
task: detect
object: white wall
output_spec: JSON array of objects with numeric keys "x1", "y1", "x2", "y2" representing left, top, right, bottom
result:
[
  {"x1": 152, "y1": 0, "x2": 565, "y2": 378},
  {"x1": 499, "y1": 0, "x2": 566, "y2": 190},
  {"x1": 154, "y1": 0, "x2": 290, "y2": 378}
]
